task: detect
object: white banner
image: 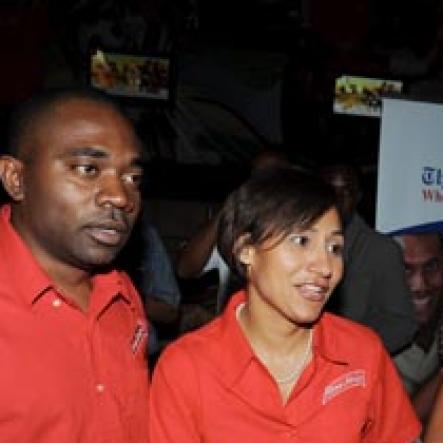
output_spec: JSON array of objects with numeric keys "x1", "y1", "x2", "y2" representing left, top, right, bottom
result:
[{"x1": 376, "y1": 98, "x2": 443, "y2": 234}]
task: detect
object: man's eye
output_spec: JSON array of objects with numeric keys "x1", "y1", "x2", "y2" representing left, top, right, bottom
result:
[
  {"x1": 288, "y1": 234, "x2": 309, "y2": 246},
  {"x1": 75, "y1": 164, "x2": 99, "y2": 176},
  {"x1": 425, "y1": 259, "x2": 441, "y2": 274},
  {"x1": 122, "y1": 172, "x2": 143, "y2": 187}
]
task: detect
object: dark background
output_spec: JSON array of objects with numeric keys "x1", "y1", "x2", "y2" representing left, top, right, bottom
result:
[{"x1": 0, "y1": 0, "x2": 442, "y2": 207}]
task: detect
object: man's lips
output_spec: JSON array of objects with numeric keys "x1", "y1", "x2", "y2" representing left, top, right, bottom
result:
[
  {"x1": 86, "y1": 222, "x2": 129, "y2": 247},
  {"x1": 412, "y1": 296, "x2": 432, "y2": 308}
]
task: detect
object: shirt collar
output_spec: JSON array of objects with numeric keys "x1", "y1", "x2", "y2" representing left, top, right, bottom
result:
[
  {"x1": 90, "y1": 270, "x2": 133, "y2": 316},
  {"x1": 218, "y1": 291, "x2": 258, "y2": 386},
  {"x1": 0, "y1": 204, "x2": 52, "y2": 305},
  {"x1": 217, "y1": 291, "x2": 349, "y2": 386},
  {"x1": 313, "y1": 313, "x2": 350, "y2": 366},
  {"x1": 0, "y1": 204, "x2": 132, "y2": 310}
]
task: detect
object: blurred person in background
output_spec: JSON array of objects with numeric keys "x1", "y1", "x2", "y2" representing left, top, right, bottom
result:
[{"x1": 319, "y1": 163, "x2": 417, "y2": 354}]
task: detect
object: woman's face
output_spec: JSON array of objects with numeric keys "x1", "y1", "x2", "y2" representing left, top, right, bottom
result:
[{"x1": 241, "y1": 207, "x2": 344, "y2": 326}]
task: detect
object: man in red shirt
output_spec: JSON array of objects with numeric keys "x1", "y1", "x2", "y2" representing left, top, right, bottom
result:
[{"x1": 0, "y1": 89, "x2": 150, "y2": 442}]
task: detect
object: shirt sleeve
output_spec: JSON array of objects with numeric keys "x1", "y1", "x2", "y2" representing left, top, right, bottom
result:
[
  {"x1": 365, "y1": 344, "x2": 422, "y2": 442},
  {"x1": 149, "y1": 343, "x2": 202, "y2": 443}
]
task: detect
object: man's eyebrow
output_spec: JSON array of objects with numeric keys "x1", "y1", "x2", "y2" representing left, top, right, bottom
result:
[
  {"x1": 61, "y1": 147, "x2": 108, "y2": 158},
  {"x1": 59, "y1": 147, "x2": 145, "y2": 168}
]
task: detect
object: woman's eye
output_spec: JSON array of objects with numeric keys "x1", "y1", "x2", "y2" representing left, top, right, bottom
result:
[
  {"x1": 289, "y1": 234, "x2": 309, "y2": 246},
  {"x1": 328, "y1": 243, "x2": 344, "y2": 256}
]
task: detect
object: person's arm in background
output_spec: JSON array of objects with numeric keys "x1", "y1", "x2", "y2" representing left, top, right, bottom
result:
[
  {"x1": 137, "y1": 221, "x2": 182, "y2": 360},
  {"x1": 425, "y1": 377, "x2": 443, "y2": 442},
  {"x1": 145, "y1": 297, "x2": 180, "y2": 324},
  {"x1": 176, "y1": 212, "x2": 220, "y2": 279},
  {"x1": 139, "y1": 223, "x2": 181, "y2": 323},
  {"x1": 363, "y1": 236, "x2": 417, "y2": 354},
  {"x1": 413, "y1": 369, "x2": 443, "y2": 425}
]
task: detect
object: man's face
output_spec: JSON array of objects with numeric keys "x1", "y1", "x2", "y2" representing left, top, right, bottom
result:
[
  {"x1": 10, "y1": 98, "x2": 144, "y2": 272},
  {"x1": 402, "y1": 234, "x2": 443, "y2": 326},
  {"x1": 321, "y1": 169, "x2": 359, "y2": 224}
]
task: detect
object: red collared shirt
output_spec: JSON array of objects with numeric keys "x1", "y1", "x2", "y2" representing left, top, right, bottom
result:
[
  {"x1": 150, "y1": 290, "x2": 421, "y2": 443},
  {"x1": 0, "y1": 205, "x2": 150, "y2": 443}
]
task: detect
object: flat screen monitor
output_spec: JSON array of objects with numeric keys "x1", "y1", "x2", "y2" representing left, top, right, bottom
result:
[
  {"x1": 89, "y1": 48, "x2": 175, "y2": 106},
  {"x1": 333, "y1": 75, "x2": 403, "y2": 117}
]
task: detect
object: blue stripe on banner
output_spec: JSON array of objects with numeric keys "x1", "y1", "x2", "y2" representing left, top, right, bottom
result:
[{"x1": 388, "y1": 221, "x2": 443, "y2": 235}]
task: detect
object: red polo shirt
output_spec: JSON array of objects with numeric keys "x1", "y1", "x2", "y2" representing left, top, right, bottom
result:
[
  {"x1": 150, "y1": 290, "x2": 421, "y2": 442},
  {"x1": 0, "y1": 205, "x2": 150, "y2": 443}
]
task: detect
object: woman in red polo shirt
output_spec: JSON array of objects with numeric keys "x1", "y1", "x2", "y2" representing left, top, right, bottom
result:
[{"x1": 149, "y1": 166, "x2": 421, "y2": 442}]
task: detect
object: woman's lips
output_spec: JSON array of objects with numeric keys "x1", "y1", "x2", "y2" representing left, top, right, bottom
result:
[{"x1": 297, "y1": 283, "x2": 328, "y2": 302}]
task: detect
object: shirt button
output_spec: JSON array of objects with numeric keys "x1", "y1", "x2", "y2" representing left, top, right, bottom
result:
[
  {"x1": 96, "y1": 383, "x2": 105, "y2": 393},
  {"x1": 52, "y1": 298, "x2": 62, "y2": 308}
]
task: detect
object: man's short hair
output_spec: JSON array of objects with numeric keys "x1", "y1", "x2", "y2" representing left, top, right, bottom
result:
[{"x1": 6, "y1": 88, "x2": 125, "y2": 159}]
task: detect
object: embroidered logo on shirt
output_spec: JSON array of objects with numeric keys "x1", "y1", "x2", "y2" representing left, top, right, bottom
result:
[
  {"x1": 130, "y1": 321, "x2": 148, "y2": 355},
  {"x1": 322, "y1": 370, "x2": 366, "y2": 405}
]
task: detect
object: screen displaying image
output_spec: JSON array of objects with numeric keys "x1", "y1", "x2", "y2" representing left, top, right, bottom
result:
[
  {"x1": 333, "y1": 75, "x2": 403, "y2": 117},
  {"x1": 90, "y1": 49, "x2": 172, "y2": 102}
]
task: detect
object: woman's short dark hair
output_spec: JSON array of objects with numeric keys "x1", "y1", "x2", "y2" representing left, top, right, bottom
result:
[{"x1": 217, "y1": 166, "x2": 338, "y2": 279}]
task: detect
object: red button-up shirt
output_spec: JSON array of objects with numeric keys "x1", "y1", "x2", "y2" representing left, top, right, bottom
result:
[
  {"x1": 150, "y1": 290, "x2": 421, "y2": 443},
  {"x1": 0, "y1": 205, "x2": 150, "y2": 443}
]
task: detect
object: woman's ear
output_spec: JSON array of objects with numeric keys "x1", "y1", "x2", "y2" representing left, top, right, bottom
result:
[
  {"x1": 0, "y1": 155, "x2": 25, "y2": 201},
  {"x1": 234, "y1": 233, "x2": 254, "y2": 266}
]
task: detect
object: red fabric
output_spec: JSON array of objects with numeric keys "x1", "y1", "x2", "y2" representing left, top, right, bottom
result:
[
  {"x1": 0, "y1": 205, "x2": 150, "y2": 443},
  {"x1": 150, "y1": 290, "x2": 421, "y2": 443}
]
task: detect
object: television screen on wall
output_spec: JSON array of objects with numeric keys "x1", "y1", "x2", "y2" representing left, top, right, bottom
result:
[
  {"x1": 333, "y1": 75, "x2": 403, "y2": 117},
  {"x1": 89, "y1": 49, "x2": 175, "y2": 106}
]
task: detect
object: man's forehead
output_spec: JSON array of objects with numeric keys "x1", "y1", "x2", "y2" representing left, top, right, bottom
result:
[
  {"x1": 403, "y1": 234, "x2": 442, "y2": 259},
  {"x1": 15, "y1": 96, "x2": 142, "y2": 164},
  {"x1": 322, "y1": 168, "x2": 356, "y2": 185},
  {"x1": 40, "y1": 100, "x2": 137, "y2": 142},
  {"x1": 51, "y1": 97, "x2": 123, "y2": 121},
  {"x1": 329, "y1": 175, "x2": 350, "y2": 187}
]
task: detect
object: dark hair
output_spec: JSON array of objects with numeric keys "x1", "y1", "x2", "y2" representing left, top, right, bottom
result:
[
  {"x1": 217, "y1": 166, "x2": 338, "y2": 279},
  {"x1": 6, "y1": 88, "x2": 126, "y2": 158}
]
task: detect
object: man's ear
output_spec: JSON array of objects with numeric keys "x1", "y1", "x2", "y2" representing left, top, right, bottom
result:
[{"x1": 0, "y1": 155, "x2": 25, "y2": 201}]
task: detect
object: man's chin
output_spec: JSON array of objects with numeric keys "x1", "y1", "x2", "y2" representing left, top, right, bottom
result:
[
  {"x1": 416, "y1": 312, "x2": 432, "y2": 326},
  {"x1": 75, "y1": 248, "x2": 122, "y2": 271}
]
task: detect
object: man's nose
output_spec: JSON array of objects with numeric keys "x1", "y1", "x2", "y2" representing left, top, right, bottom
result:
[
  {"x1": 408, "y1": 271, "x2": 426, "y2": 293},
  {"x1": 96, "y1": 174, "x2": 136, "y2": 212}
]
